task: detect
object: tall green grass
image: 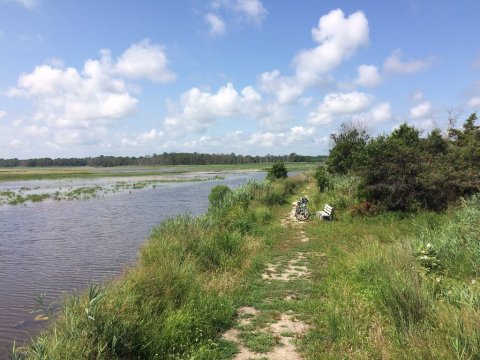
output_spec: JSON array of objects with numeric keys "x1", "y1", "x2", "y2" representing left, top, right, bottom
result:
[
  {"x1": 17, "y1": 176, "x2": 307, "y2": 359},
  {"x1": 304, "y1": 176, "x2": 480, "y2": 359}
]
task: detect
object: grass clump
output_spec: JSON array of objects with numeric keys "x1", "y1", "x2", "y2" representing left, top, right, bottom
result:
[{"x1": 240, "y1": 331, "x2": 278, "y2": 353}]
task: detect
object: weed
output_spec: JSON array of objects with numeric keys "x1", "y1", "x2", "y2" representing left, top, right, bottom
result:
[{"x1": 240, "y1": 331, "x2": 278, "y2": 353}]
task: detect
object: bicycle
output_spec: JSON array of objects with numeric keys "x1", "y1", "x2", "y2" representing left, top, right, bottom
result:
[{"x1": 295, "y1": 196, "x2": 309, "y2": 221}]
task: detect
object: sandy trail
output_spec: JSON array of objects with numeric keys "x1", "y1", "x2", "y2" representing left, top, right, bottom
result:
[{"x1": 223, "y1": 200, "x2": 312, "y2": 359}]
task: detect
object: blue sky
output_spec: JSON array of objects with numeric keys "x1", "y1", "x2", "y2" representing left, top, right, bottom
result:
[{"x1": 1, "y1": 0, "x2": 479, "y2": 158}]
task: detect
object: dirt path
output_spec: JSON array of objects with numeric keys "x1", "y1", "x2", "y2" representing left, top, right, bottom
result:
[{"x1": 223, "y1": 200, "x2": 314, "y2": 359}]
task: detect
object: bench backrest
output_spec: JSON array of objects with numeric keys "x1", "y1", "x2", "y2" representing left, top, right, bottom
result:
[{"x1": 324, "y1": 204, "x2": 333, "y2": 215}]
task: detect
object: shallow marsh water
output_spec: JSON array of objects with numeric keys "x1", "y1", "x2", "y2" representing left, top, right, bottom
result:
[{"x1": 0, "y1": 171, "x2": 264, "y2": 356}]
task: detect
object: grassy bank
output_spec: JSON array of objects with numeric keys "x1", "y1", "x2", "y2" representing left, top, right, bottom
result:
[
  {"x1": 15, "y1": 175, "x2": 307, "y2": 359},
  {"x1": 15, "y1": 173, "x2": 479, "y2": 359}
]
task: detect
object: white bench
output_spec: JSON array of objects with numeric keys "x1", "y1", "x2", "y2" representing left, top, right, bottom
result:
[{"x1": 316, "y1": 204, "x2": 334, "y2": 220}]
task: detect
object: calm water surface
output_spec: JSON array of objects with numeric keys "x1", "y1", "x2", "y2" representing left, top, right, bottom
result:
[{"x1": 0, "y1": 172, "x2": 264, "y2": 357}]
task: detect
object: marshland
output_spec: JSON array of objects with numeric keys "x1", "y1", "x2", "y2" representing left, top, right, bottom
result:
[
  {"x1": 0, "y1": 166, "x2": 271, "y2": 358},
  {"x1": 2, "y1": 1, "x2": 480, "y2": 358},
  {"x1": 5, "y1": 113, "x2": 480, "y2": 359}
]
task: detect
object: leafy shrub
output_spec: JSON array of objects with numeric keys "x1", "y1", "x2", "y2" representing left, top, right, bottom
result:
[
  {"x1": 313, "y1": 166, "x2": 332, "y2": 192},
  {"x1": 349, "y1": 200, "x2": 380, "y2": 217},
  {"x1": 266, "y1": 161, "x2": 287, "y2": 180},
  {"x1": 327, "y1": 114, "x2": 480, "y2": 212}
]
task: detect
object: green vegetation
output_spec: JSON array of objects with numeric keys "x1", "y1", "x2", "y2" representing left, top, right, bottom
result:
[
  {"x1": 208, "y1": 185, "x2": 232, "y2": 209},
  {"x1": 327, "y1": 113, "x2": 480, "y2": 212},
  {"x1": 12, "y1": 114, "x2": 480, "y2": 358},
  {"x1": 17, "y1": 176, "x2": 307, "y2": 359},
  {"x1": 0, "y1": 162, "x2": 315, "y2": 182},
  {"x1": 13, "y1": 170, "x2": 480, "y2": 359},
  {"x1": 2, "y1": 193, "x2": 51, "y2": 205},
  {"x1": 266, "y1": 161, "x2": 288, "y2": 180},
  {"x1": 0, "y1": 176, "x2": 230, "y2": 206},
  {"x1": 313, "y1": 166, "x2": 332, "y2": 193},
  {"x1": 301, "y1": 176, "x2": 480, "y2": 358}
]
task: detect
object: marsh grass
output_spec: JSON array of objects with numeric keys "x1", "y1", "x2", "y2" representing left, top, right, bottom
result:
[
  {"x1": 300, "y1": 176, "x2": 480, "y2": 359},
  {"x1": 16, "y1": 172, "x2": 479, "y2": 359},
  {"x1": 18, "y1": 176, "x2": 307, "y2": 359},
  {"x1": 6, "y1": 193, "x2": 51, "y2": 205}
]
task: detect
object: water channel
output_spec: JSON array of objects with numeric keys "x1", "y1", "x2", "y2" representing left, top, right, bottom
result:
[{"x1": 0, "y1": 171, "x2": 265, "y2": 357}]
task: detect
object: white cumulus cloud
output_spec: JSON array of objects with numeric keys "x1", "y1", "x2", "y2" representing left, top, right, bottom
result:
[
  {"x1": 369, "y1": 102, "x2": 392, "y2": 123},
  {"x1": 410, "y1": 101, "x2": 432, "y2": 119},
  {"x1": 352, "y1": 102, "x2": 393, "y2": 125},
  {"x1": 294, "y1": 9, "x2": 369, "y2": 86},
  {"x1": 164, "y1": 82, "x2": 276, "y2": 135},
  {"x1": 114, "y1": 40, "x2": 176, "y2": 83},
  {"x1": 259, "y1": 70, "x2": 303, "y2": 105},
  {"x1": 384, "y1": 49, "x2": 433, "y2": 74},
  {"x1": 205, "y1": 0, "x2": 267, "y2": 36},
  {"x1": 165, "y1": 83, "x2": 251, "y2": 134},
  {"x1": 8, "y1": 40, "x2": 174, "y2": 146},
  {"x1": 354, "y1": 64, "x2": 382, "y2": 87},
  {"x1": 9, "y1": 63, "x2": 138, "y2": 129},
  {"x1": 211, "y1": 0, "x2": 267, "y2": 25},
  {"x1": 247, "y1": 126, "x2": 317, "y2": 148},
  {"x1": 0, "y1": 110, "x2": 6, "y2": 119},
  {"x1": 308, "y1": 91, "x2": 372, "y2": 125},
  {"x1": 164, "y1": 81, "x2": 298, "y2": 135},
  {"x1": 231, "y1": 0, "x2": 267, "y2": 24},
  {"x1": 259, "y1": 9, "x2": 369, "y2": 104},
  {"x1": 121, "y1": 128, "x2": 163, "y2": 147},
  {"x1": 23, "y1": 124, "x2": 49, "y2": 136}
]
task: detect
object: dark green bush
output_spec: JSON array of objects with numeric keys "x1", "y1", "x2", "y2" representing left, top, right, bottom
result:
[
  {"x1": 313, "y1": 166, "x2": 332, "y2": 192},
  {"x1": 325, "y1": 115, "x2": 480, "y2": 212},
  {"x1": 326, "y1": 122, "x2": 369, "y2": 174},
  {"x1": 266, "y1": 161, "x2": 287, "y2": 180}
]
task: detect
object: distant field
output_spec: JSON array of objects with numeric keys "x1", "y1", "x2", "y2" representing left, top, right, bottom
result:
[{"x1": 0, "y1": 162, "x2": 320, "y2": 182}]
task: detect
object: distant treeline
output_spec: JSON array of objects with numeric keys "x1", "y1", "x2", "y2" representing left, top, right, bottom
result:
[{"x1": 0, "y1": 152, "x2": 326, "y2": 168}]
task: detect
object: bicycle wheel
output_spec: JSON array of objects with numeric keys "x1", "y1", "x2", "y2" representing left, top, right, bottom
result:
[
  {"x1": 295, "y1": 206, "x2": 308, "y2": 221},
  {"x1": 303, "y1": 209, "x2": 310, "y2": 220}
]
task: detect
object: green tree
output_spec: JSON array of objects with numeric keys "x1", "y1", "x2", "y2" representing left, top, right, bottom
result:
[
  {"x1": 326, "y1": 122, "x2": 369, "y2": 174},
  {"x1": 359, "y1": 124, "x2": 424, "y2": 211},
  {"x1": 447, "y1": 112, "x2": 480, "y2": 194},
  {"x1": 267, "y1": 161, "x2": 288, "y2": 180}
]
